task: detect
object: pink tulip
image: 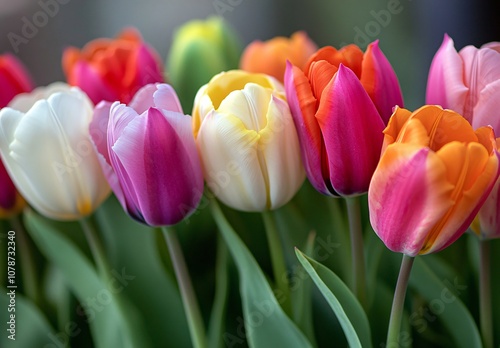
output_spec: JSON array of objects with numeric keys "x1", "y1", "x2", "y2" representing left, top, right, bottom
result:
[
  {"x1": 426, "y1": 34, "x2": 500, "y2": 132},
  {"x1": 90, "y1": 83, "x2": 203, "y2": 226},
  {"x1": 285, "y1": 59, "x2": 388, "y2": 196}
]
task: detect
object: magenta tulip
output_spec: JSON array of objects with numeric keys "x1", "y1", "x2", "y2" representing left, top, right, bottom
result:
[
  {"x1": 90, "y1": 83, "x2": 203, "y2": 226},
  {"x1": 285, "y1": 62, "x2": 386, "y2": 196}
]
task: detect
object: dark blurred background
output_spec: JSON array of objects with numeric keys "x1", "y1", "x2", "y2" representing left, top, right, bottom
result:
[{"x1": 0, "y1": 0, "x2": 499, "y2": 109}]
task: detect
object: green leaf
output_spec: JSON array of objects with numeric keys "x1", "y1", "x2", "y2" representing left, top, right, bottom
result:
[
  {"x1": 295, "y1": 249, "x2": 372, "y2": 348},
  {"x1": 409, "y1": 257, "x2": 482, "y2": 348},
  {"x1": 1, "y1": 289, "x2": 56, "y2": 348},
  {"x1": 210, "y1": 199, "x2": 312, "y2": 348},
  {"x1": 24, "y1": 209, "x2": 149, "y2": 348},
  {"x1": 94, "y1": 195, "x2": 191, "y2": 347}
]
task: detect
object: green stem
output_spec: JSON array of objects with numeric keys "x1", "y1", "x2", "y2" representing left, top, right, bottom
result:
[
  {"x1": 79, "y1": 216, "x2": 110, "y2": 279},
  {"x1": 9, "y1": 214, "x2": 39, "y2": 305},
  {"x1": 387, "y1": 254, "x2": 415, "y2": 345},
  {"x1": 208, "y1": 235, "x2": 229, "y2": 348},
  {"x1": 345, "y1": 196, "x2": 367, "y2": 308},
  {"x1": 162, "y1": 226, "x2": 207, "y2": 348},
  {"x1": 262, "y1": 211, "x2": 292, "y2": 316},
  {"x1": 479, "y1": 239, "x2": 493, "y2": 348}
]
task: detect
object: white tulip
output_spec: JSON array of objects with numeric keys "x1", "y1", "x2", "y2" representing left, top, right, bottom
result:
[{"x1": 0, "y1": 85, "x2": 110, "y2": 220}]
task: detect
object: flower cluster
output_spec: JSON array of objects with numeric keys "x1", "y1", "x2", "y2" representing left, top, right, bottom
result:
[{"x1": 1, "y1": 17, "x2": 500, "y2": 348}]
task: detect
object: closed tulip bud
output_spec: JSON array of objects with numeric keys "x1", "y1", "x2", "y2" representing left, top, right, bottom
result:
[
  {"x1": 0, "y1": 84, "x2": 110, "y2": 220},
  {"x1": 426, "y1": 34, "x2": 500, "y2": 132},
  {"x1": 90, "y1": 83, "x2": 204, "y2": 226},
  {"x1": 240, "y1": 31, "x2": 318, "y2": 82},
  {"x1": 63, "y1": 28, "x2": 164, "y2": 105},
  {"x1": 193, "y1": 70, "x2": 305, "y2": 212},
  {"x1": 369, "y1": 105, "x2": 500, "y2": 256},
  {"x1": 0, "y1": 54, "x2": 33, "y2": 217},
  {"x1": 167, "y1": 16, "x2": 241, "y2": 112},
  {"x1": 285, "y1": 41, "x2": 403, "y2": 196}
]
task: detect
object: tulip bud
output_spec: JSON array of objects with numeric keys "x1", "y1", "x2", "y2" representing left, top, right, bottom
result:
[
  {"x1": 369, "y1": 105, "x2": 500, "y2": 256},
  {"x1": 285, "y1": 41, "x2": 403, "y2": 197},
  {"x1": 426, "y1": 34, "x2": 500, "y2": 132},
  {"x1": 167, "y1": 16, "x2": 242, "y2": 112},
  {"x1": 63, "y1": 28, "x2": 164, "y2": 105},
  {"x1": 193, "y1": 70, "x2": 305, "y2": 212},
  {"x1": 0, "y1": 84, "x2": 110, "y2": 220},
  {"x1": 90, "y1": 83, "x2": 204, "y2": 226},
  {"x1": 0, "y1": 54, "x2": 34, "y2": 218},
  {"x1": 240, "y1": 31, "x2": 317, "y2": 82},
  {"x1": 0, "y1": 53, "x2": 34, "y2": 107}
]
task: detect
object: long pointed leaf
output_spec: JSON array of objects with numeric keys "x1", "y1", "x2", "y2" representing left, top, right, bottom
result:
[{"x1": 296, "y1": 248, "x2": 372, "y2": 348}]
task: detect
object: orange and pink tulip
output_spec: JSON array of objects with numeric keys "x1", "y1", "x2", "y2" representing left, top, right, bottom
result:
[
  {"x1": 369, "y1": 105, "x2": 500, "y2": 256},
  {"x1": 284, "y1": 41, "x2": 403, "y2": 196}
]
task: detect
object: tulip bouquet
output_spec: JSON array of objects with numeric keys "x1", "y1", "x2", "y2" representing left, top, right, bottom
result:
[{"x1": 1, "y1": 16, "x2": 500, "y2": 348}]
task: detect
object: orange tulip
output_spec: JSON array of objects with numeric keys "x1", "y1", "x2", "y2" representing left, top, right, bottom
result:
[
  {"x1": 63, "y1": 28, "x2": 164, "y2": 104},
  {"x1": 240, "y1": 31, "x2": 317, "y2": 82},
  {"x1": 369, "y1": 105, "x2": 500, "y2": 256}
]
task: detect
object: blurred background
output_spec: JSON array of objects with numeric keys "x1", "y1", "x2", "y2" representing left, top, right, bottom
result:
[{"x1": 1, "y1": 0, "x2": 499, "y2": 110}]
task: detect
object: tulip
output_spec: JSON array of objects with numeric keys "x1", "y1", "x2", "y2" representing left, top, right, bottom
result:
[
  {"x1": 192, "y1": 70, "x2": 304, "y2": 212},
  {"x1": 0, "y1": 54, "x2": 33, "y2": 218},
  {"x1": 0, "y1": 53, "x2": 34, "y2": 107},
  {"x1": 426, "y1": 34, "x2": 500, "y2": 132},
  {"x1": 285, "y1": 41, "x2": 403, "y2": 196},
  {"x1": 0, "y1": 85, "x2": 110, "y2": 220},
  {"x1": 240, "y1": 31, "x2": 318, "y2": 82},
  {"x1": 368, "y1": 105, "x2": 500, "y2": 256},
  {"x1": 167, "y1": 16, "x2": 241, "y2": 112},
  {"x1": 90, "y1": 83, "x2": 203, "y2": 226},
  {"x1": 63, "y1": 28, "x2": 164, "y2": 105}
]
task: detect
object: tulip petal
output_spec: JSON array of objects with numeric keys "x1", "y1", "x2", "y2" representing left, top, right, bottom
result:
[
  {"x1": 217, "y1": 83, "x2": 270, "y2": 131},
  {"x1": 307, "y1": 60, "x2": 338, "y2": 100},
  {"x1": 70, "y1": 61, "x2": 118, "y2": 104},
  {"x1": 108, "y1": 104, "x2": 145, "y2": 219},
  {"x1": 318, "y1": 65, "x2": 385, "y2": 195},
  {"x1": 8, "y1": 82, "x2": 73, "y2": 113},
  {"x1": 128, "y1": 44, "x2": 164, "y2": 96},
  {"x1": 196, "y1": 110, "x2": 268, "y2": 211},
  {"x1": 143, "y1": 109, "x2": 202, "y2": 225},
  {"x1": 369, "y1": 145, "x2": 454, "y2": 256},
  {"x1": 478, "y1": 176, "x2": 500, "y2": 238},
  {"x1": 421, "y1": 142, "x2": 499, "y2": 253},
  {"x1": 360, "y1": 40, "x2": 404, "y2": 124},
  {"x1": 381, "y1": 106, "x2": 412, "y2": 153},
  {"x1": 285, "y1": 61, "x2": 329, "y2": 194},
  {"x1": 260, "y1": 95, "x2": 305, "y2": 209},
  {"x1": 410, "y1": 105, "x2": 477, "y2": 151},
  {"x1": 426, "y1": 34, "x2": 469, "y2": 119}
]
